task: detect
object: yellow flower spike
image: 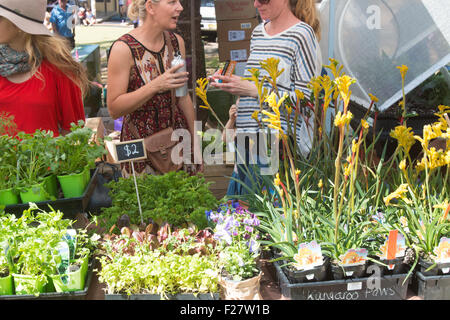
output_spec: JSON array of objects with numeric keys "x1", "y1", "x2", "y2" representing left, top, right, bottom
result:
[
  {"x1": 368, "y1": 93, "x2": 379, "y2": 103},
  {"x1": 335, "y1": 75, "x2": 356, "y2": 106},
  {"x1": 399, "y1": 100, "x2": 405, "y2": 111},
  {"x1": 390, "y1": 125, "x2": 415, "y2": 154},
  {"x1": 265, "y1": 92, "x2": 278, "y2": 108},
  {"x1": 351, "y1": 139, "x2": 358, "y2": 153},
  {"x1": 318, "y1": 179, "x2": 323, "y2": 188},
  {"x1": 295, "y1": 89, "x2": 305, "y2": 101},
  {"x1": 295, "y1": 169, "x2": 301, "y2": 176},
  {"x1": 273, "y1": 173, "x2": 281, "y2": 186},
  {"x1": 308, "y1": 77, "x2": 322, "y2": 100},
  {"x1": 324, "y1": 58, "x2": 345, "y2": 79},
  {"x1": 361, "y1": 119, "x2": 369, "y2": 130},
  {"x1": 251, "y1": 110, "x2": 260, "y2": 122},
  {"x1": 383, "y1": 183, "x2": 409, "y2": 206},
  {"x1": 343, "y1": 163, "x2": 352, "y2": 177},
  {"x1": 399, "y1": 159, "x2": 407, "y2": 171},
  {"x1": 334, "y1": 111, "x2": 353, "y2": 128},
  {"x1": 397, "y1": 65, "x2": 409, "y2": 80},
  {"x1": 260, "y1": 58, "x2": 284, "y2": 90}
]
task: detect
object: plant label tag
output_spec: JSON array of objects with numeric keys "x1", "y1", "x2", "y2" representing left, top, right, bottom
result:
[
  {"x1": 56, "y1": 241, "x2": 70, "y2": 284},
  {"x1": 347, "y1": 282, "x2": 362, "y2": 291},
  {"x1": 378, "y1": 231, "x2": 406, "y2": 260},
  {"x1": 292, "y1": 241, "x2": 324, "y2": 271},
  {"x1": 62, "y1": 229, "x2": 77, "y2": 261},
  {"x1": 113, "y1": 139, "x2": 147, "y2": 163},
  {"x1": 339, "y1": 248, "x2": 368, "y2": 267},
  {"x1": 306, "y1": 273, "x2": 315, "y2": 280},
  {"x1": 433, "y1": 237, "x2": 450, "y2": 264}
]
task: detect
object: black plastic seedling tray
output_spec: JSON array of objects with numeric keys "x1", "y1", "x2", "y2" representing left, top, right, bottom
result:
[
  {"x1": 3, "y1": 168, "x2": 98, "y2": 219},
  {"x1": 416, "y1": 271, "x2": 450, "y2": 300},
  {"x1": 275, "y1": 260, "x2": 410, "y2": 300}
]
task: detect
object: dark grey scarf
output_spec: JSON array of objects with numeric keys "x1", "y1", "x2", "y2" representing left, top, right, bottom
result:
[{"x1": 0, "y1": 44, "x2": 31, "y2": 77}]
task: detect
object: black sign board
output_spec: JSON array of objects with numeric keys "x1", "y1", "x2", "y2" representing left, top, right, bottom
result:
[{"x1": 114, "y1": 139, "x2": 147, "y2": 163}]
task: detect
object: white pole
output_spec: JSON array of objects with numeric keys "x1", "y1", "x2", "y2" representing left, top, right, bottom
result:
[{"x1": 131, "y1": 161, "x2": 144, "y2": 224}]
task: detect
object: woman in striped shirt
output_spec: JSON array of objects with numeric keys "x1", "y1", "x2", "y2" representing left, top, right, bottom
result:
[{"x1": 211, "y1": 0, "x2": 322, "y2": 195}]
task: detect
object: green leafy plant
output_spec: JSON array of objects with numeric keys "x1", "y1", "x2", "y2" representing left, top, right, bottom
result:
[
  {"x1": 53, "y1": 120, "x2": 106, "y2": 176},
  {"x1": 15, "y1": 130, "x2": 57, "y2": 191},
  {"x1": 96, "y1": 224, "x2": 219, "y2": 298},
  {"x1": 101, "y1": 171, "x2": 218, "y2": 230}
]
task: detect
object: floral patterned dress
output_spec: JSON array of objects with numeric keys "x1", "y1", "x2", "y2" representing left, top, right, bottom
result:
[{"x1": 116, "y1": 32, "x2": 188, "y2": 175}]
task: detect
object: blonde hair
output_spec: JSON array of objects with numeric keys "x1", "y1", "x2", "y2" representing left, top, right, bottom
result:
[
  {"x1": 128, "y1": 0, "x2": 161, "y2": 22},
  {"x1": 23, "y1": 34, "x2": 89, "y2": 96},
  {"x1": 290, "y1": 0, "x2": 321, "y2": 41}
]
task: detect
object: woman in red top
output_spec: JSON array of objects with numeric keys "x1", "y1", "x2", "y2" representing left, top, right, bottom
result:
[{"x1": 0, "y1": 0, "x2": 88, "y2": 137}]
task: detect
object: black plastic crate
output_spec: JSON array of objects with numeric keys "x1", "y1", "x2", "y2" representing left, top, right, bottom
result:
[
  {"x1": 105, "y1": 292, "x2": 220, "y2": 300},
  {"x1": 0, "y1": 262, "x2": 94, "y2": 300},
  {"x1": 275, "y1": 260, "x2": 410, "y2": 300},
  {"x1": 416, "y1": 271, "x2": 450, "y2": 300},
  {"x1": 3, "y1": 168, "x2": 99, "y2": 219}
]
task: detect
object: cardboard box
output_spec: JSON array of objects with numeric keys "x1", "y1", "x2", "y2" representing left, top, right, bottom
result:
[
  {"x1": 104, "y1": 131, "x2": 121, "y2": 164},
  {"x1": 218, "y1": 40, "x2": 251, "y2": 62},
  {"x1": 85, "y1": 117, "x2": 106, "y2": 145},
  {"x1": 214, "y1": 0, "x2": 257, "y2": 21},
  {"x1": 217, "y1": 17, "x2": 259, "y2": 43}
]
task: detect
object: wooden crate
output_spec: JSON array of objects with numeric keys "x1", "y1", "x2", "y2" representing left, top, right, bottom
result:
[{"x1": 203, "y1": 153, "x2": 235, "y2": 199}]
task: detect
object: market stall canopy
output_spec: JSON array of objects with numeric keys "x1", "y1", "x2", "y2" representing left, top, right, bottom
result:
[{"x1": 318, "y1": 0, "x2": 450, "y2": 112}]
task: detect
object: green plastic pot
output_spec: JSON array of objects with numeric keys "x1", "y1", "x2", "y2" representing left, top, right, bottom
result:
[
  {"x1": 43, "y1": 174, "x2": 58, "y2": 199},
  {"x1": 57, "y1": 170, "x2": 87, "y2": 199},
  {"x1": 19, "y1": 181, "x2": 50, "y2": 203},
  {"x1": 12, "y1": 274, "x2": 47, "y2": 295},
  {"x1": 83, "y1": 165, "x2": 91, "y2": 189},
  {"x1": 50, "y1": 255, "x2": 89, "y2": 292},
  {"x1": 0, "y1": 274, "x2": 14, "y2": 295},
  {"x1": 0, "y1": 188, "x2": 20, "y2": 206}
]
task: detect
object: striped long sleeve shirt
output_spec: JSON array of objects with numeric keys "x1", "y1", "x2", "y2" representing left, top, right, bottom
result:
[{"x1": 236, "y1": 21, "x2": 322, "y2": 157}]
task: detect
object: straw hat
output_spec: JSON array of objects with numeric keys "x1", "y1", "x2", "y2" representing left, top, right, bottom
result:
[{"x1": 0, "y1": 0, "x2": 52, "y2": 36}]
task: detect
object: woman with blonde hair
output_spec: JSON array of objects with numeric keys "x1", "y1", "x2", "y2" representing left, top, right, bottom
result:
[
  {"x1": 211, "y1": 0, "x2": 322, "y2": 195},
  {"x1": 0, "y1": 0, "x2": 88, "y2": 136},
  {"x1": 107, "y1": 0, "x2": 201, "y2": 176}
]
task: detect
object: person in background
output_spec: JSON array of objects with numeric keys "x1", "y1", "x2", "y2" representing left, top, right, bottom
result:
[
  {"x1": 78, "y1": 5, "x2": 87, "y2": 26},
  {"x1": 210, "y1": 0, "x2": 322, "y2": 195},
  {"x1": 107, "y1": 0, "x2": 202, "y2": 177},
  {"x1": 119, "y1": 0, "x2": 126, "y2": 23},
  {"x1": 0, "y1": 0, "x2": 88, "y2": 136},
  {"x1": 50, "y1": 0, "x2": 76, "y2": 50},
  {"x1": 86, "y1": 9, "x2": 96, "y2": 26}
]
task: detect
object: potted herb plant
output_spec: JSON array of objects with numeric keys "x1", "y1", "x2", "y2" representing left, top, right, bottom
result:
[
  {"x1": 16, "y1": 130, "x2": 57, "y2": 203},
  {"x1": 54, "y1": 121, "x2": 105, "y2": 199},
  {"x1": 0, "y1": 134, "x2": 20, "y2": 206},
  {"x1": 207, "y1": 201, "x2": 263, "y2": 300}
]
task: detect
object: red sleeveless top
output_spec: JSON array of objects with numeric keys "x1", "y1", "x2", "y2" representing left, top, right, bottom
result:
[{"x1": 116, "y1": 32, "x2": 188, "y2": 174}]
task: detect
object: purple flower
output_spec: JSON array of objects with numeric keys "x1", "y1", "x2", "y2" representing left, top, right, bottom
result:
[
  {"x1": 245, "y1": 226, "x2": 254, "y2": 233},
  {"x1": 247, "y1": 239, "x2": 259, "y2": 253}
]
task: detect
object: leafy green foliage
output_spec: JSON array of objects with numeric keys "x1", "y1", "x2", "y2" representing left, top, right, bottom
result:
[
  {"x1": 96, "y1": 225, "x2": 219, "y2": 297},
  {"x1": 101, "y1": 171, "x2": 218, "y2": 230},
  {"x1": 0, "y1": 204, "x2": 97, "y2": 295}
]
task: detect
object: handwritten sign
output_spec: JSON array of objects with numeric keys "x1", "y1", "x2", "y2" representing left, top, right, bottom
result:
[{"x1": 113, "y1": 139, "x2": 147, "y2": 163}]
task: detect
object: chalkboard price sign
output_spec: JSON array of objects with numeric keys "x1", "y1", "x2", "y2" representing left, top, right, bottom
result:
[{"x1": 114, "y1": 139, "x2": 147, "y2": 163}]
